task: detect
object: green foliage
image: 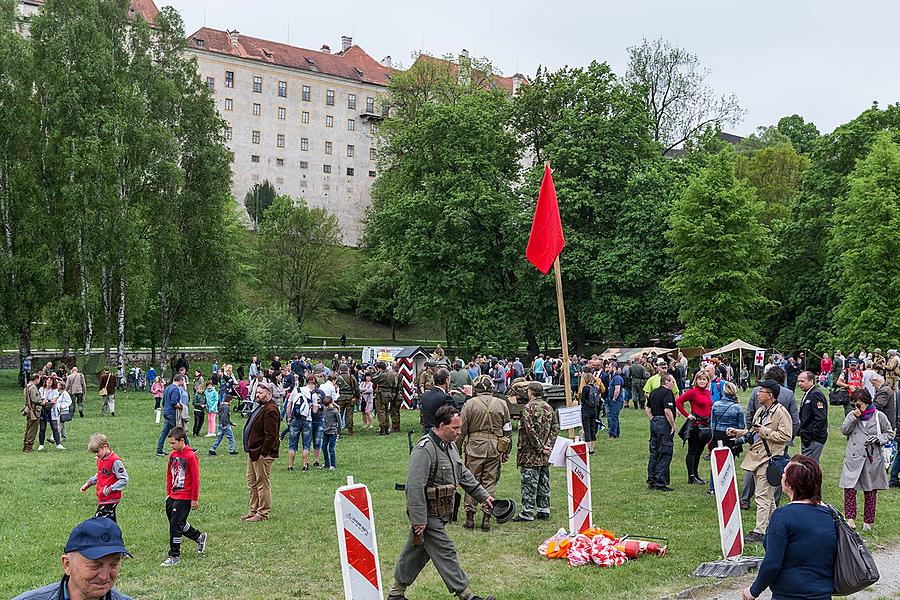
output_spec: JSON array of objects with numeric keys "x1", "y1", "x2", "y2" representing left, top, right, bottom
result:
[
  {"x1": 734, "y1": 134, "x2": 809, "y2": 224},
  {"x1": 219, "y1": 305, "x2": 304, "y2": 362},
  {"x1": 244, "y1": 180, "x2": 276, "y2": 230},
  {"x1": 777, "y1": 114, "x2": 821, "y2": 155},
  {"x1": 829, "y1": 133, "x2": 900, "y2": 348},
  {"x1": 665, "y1": 148, "x2": 772, "y2": 347}
]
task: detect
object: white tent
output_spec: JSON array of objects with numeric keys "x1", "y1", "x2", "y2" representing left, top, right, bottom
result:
[{"x1": 707, "y1": 339, "x2": 765, "y2": 355}]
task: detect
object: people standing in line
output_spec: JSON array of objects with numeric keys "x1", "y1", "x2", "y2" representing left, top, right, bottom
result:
[
  {"x1": 797, "y1": 371, "x2": 828, "y2": 462},
  {"x1": 160, "y1": 427, "x2": 207, "y2": 567},
  {"x1": 156, "y1": 375, "x2": 187, "y2": 457},
  {"x1": 66, "y1": 367, "x2": 87, "y2": 418},
  {"x1": 459, "y1": 375, "x2": 511, "y2": 532},
  {"x1": 99, "y1": 367, "x2": 117, "y2": 417},
  {"x1": 243, "y1": 381, "x2": 279, "y2": 522},
  {"x1": 81, "y1": 433, "x2": 129, "y2": 522},
  {"x1": 21, "y1": 373, "x2": 43, "y2": 452},
  {"x1": 742, "y1": 455, "x2": 836, "y2": 600},
  {"x1": 321, "y1": 396, "x2": 341, "y2": 470},
  {"x1": 676, "y1": 370, "x2": 713, "y2": 485},
  {"x1": 360, "y1": 372, "x2": 375, "y2": 430},
  {"x1": 578, "y1": 372, "x2": 601, "y2": 454},
  {"x1": 727, "y1": 379, "x2": 793, "y2": 544},
  {"x1": 514, "y1": 382, "x2": 560, "y2": 522},
  {"x1": 646, "y1": 374, "x2": 677, "y2": 492},
  {"x1": 386, "y1": 405, "x2": 495, "y2": 600},
  {"x1": 839, "y1": 389, "x2": 894, "y2": 531}
]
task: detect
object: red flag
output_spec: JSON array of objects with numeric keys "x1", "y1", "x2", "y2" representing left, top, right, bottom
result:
[{"x1": 526, "y1": 164, "x2": 565, "y2": 274}]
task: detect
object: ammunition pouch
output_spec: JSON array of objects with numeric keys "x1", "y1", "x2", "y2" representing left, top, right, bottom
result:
[
  {"x1": 497, "y1": 436, "x2": 511, "y2": 454},
  {"x1": 426, "y1": 483, "x2": 457, "y2": 521}
]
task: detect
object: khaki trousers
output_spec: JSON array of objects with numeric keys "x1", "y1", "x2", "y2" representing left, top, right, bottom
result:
[
  {"x1": 246, "y1": 456, "x2": 275, "y2": 518},
  {"x1": 751, "y1": 464, "x2": 775, "y2": 534},
  {"x1": 464, "y1": 454, "x2": 501, "y2": 514},
  {"x1": 23, "y1": 418, "x2": 39, "y2": 450}
]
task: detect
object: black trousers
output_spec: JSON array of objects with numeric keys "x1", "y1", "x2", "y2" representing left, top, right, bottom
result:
[
  {"x1": 192, "y1": 409, "x2": 205, "y2": 437},
  {"x1": 647, "y1": 417, "x2": 673, "y2": 487},
  {"x1": 72, "y1": 393, "x2": 85, "y2": 416},
  {"x1": 96, "y1": 503, "x2": 118, "y2": 522},
  {"x1": 165, "y1": 497, "x2": 201, "y2": 557},
  {"x1": 685, "y1": 421, "x2": 711, "y2": 479},
  {"x1": 39, "y1": 415, "x2": 61, "y2": 446}
]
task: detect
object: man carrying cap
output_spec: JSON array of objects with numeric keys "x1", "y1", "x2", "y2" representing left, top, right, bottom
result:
[{"x1": 14, "y1": 517, "x2": 134, "y2": 600}]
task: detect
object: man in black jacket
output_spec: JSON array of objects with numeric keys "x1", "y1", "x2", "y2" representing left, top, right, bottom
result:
[
  {"x1": 797, "y1": 371, "x2": 828, "y2": 463},
  {"x1": 420, "y1": 368, "x2": 454, "y2": 432}
]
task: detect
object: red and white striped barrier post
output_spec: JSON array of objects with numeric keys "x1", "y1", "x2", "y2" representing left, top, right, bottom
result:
[
  {"x1": 711, "y1": 444, "x2": 743, "y2": 559},
  {"x1": 334, "y1": 476, "x2": 384, "y2": 600},
  {"x1": 566, "y1": 440, "x2": 592, "y2": 534}
]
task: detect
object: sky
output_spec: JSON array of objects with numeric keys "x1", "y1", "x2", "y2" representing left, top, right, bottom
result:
[{"x1": 163, "y1": 0, "x2": 900, "y2": 136}]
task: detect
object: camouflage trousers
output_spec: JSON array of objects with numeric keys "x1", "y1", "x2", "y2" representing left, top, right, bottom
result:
[
  {"x1": 631, "y1": 381, "x2": 646, "y2": 409},
  {"x1": 337, "y1": 398, "x2": 354, "y2": 434},
  {"x1": 464, "y1": 454, "x2": 501, "y2": 515},
  {"x1": 519, "y1": 465, "x2": 550, "y2": 520},
  {"x1": 375, "y1": 394, "x2": 401, "y2": 431}
]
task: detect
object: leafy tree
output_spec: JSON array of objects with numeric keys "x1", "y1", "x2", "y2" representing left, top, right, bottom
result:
[
  {"x1": 257, "y1": 195, "x2": 342, "y2": 332},
  {"x1": 777, "y1": 114, "x2": 820, "y2": 155},
  {"x1": 626, "y1": 38, "x2": 744, "y2": 155},
  {"x1": 665, "y1": 148, "x2": 772, "y2": 347},
  {"x1": 355, "y1": 259, "x2": 412, "y2": 341},
  {"x1": 735, "y1": 136, "x2": 809, "y2": 224},
  {"x1": 244, "y1": 179, "x2": 276, "y2": 230},
  {"x1": 829, "y1": 133, "x2": 900, "y2": 348}
]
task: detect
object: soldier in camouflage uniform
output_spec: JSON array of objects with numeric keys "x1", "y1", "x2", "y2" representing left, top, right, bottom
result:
[
  {"x1": 372, "y1": 361, "x2": 401, "y2": 435},
  {"x1": 336, "y1": 364, "x2": 359, "y2": 435},
  {"x1": 886, "y1": 350, "x2": 900, "y2": 391},
  {"x1": 459, "y1": 374, "x2": 511, "y2": 532},
  {"x1": 514, "y1": 381, "x2": 559, "y2": 522}
]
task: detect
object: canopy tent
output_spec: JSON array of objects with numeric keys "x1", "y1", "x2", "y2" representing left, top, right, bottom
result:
[
  {"x1": 707, "y1": 339, "x2": 765, "y2": 355},
  {"x1": 599, "y1": 347, "x2": 675, "y2": 362}
]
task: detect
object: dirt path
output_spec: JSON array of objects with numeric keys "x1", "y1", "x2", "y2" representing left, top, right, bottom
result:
[{"x1": 673, "y1": 544, "x2": 900, "y2": 599}]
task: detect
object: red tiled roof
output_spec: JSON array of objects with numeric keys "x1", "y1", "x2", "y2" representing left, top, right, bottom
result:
[
  {"x1": 187, "y1": 27, "x2": 395, "y2": 87},
  {"x1": 412, "y1": 54, "x2": 522, "y2": 95},
  {"x1": 25, "y1": 0, "x2": 159, "y2": 23}
]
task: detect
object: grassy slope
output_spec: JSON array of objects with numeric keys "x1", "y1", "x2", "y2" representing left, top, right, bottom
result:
[{"x1": 1, "y1": 373, "x2": 897, "y2": 600}]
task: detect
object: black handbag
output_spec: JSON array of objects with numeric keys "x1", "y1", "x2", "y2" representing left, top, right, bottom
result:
[
  {"x1": 829, "y1": 370, "x2": 850, "y2": 405},
  {"x1": 60, "y1": 407, "x2": 73, "y2": 423},
  {"x1": 761, "y1": 437, "x2": 789, "y2": 486},
  {"x1": 826, "y1": 504, "x2": 880, "y2": 594}
]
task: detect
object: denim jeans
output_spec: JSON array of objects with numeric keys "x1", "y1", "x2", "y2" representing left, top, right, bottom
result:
[
  {"x1": 290, "y1": 419, "x2": 310, "y2": 452},
  {"x1": 605, "y1": 398, "x2": 624, "y2": 437},
  {"x1": 157, "y1": 416, "x2": 175, "y2": 454},
  {"x1": 323, "y1": 433, "x2": 337, "y2": 467},
  {"x1": 311, "y1": 419, "x2": 324, "y2": 449},
  {"x1": 211, "y1": 425, "x2": 235, "y2": 452},
  {"x1": 891, "y1": 435, "x2": 900, "y2": 484}
]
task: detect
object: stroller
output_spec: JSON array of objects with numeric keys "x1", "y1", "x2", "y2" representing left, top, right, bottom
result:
[{"x1": 235, "y1": 380, "x2": 254, "y2": 417}]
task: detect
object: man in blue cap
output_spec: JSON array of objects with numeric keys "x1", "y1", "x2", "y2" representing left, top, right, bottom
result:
[{"x1": 14, "y1": 517, "x2": 133, "y2": 600}]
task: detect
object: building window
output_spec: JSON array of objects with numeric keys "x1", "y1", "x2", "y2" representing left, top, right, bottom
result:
[
  {"x1": 225, "y1": 71, "x2": 234, "y2": 88},
  {"x1": 206, "y1": 77, "x2": 215, "y2": 91},
  {"x1": 301, "y1": 137, "x2": 309, "y2": 151},
  {"x1": 347, "y1": 145, "x2": 354, "y2": 157},
  {"x1": 348, "y1": 119, "x2": 355, "y2": 131},
  {"x1": 300, "y1": 161, "x2": 309, "y2": 169},
  {"x1": 278, "y1": 107, "x2": 286, "y2": 120},
  {"x1": 348, "y1": 94, "x2": 356, "y2": 109},
  {"x1": 326, "y1": 89, "x2": 335, "y2": 105},
  {"x1": 302, "y1": 85, "x2": 311, "y2": 101},
  {"x1": 276, "y1": 158, "x2": 284, "y2": 166},
  {"x1": 346, "y1": 167, "x2": 354, "y2": 176},
  {"x1": 252, "y1": 130, "x2": 260, "y2": 144},
  {"x1": 366, "y1": 97, "x2": 375, "y2": 113},
  {"x1": 324, "y1": 141, "x2": 332, "y2": 155},
  {"x1": 277, "y1": 134, "x2": 285, "y2": 148},
  {"x1": 251, "y1": 155, "x2": 260, "y2": 163},
  {"x1": 301, "y1": 111, "x2": 309, "y2": 124},
  {"x1": 253, "y1": 103, "x2": 261, "y2": 116},
  {"x1": 323, "y1": 164, "x2": 332, "y2": 174},
  {"x1": 253, "y1": 76, "x2": 262, "y2": 93},
  {"x1": 368, "y1": 170, "x2": 376, "y2": 177},
  {"x1": 195, "y1": 39, "x2": 204, "y2": 48},
  {"x1": 369, "y1": 147, "x2": 376, "y2": 161},
  {"x1": 225, "y1": 126, "x2": 233, "y2": 141},
  {"x1": 326, "y1": 115, "x2": 333, "y2": 128},
  {"x1": 278, "y1": 80, "x2": 287, "y2": 97},
  {"x1": 224, "y1": 98, "x2": 233, "y2": 111},
  {"x1": 370, "y1": 122, "x2": 378, "y2": 134}
]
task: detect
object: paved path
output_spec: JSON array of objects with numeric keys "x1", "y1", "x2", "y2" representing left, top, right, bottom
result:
[{"x1": 675, "y1": 544, "x2": 900, "y2": 599}]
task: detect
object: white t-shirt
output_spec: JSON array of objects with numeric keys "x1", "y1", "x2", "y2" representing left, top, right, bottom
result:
[{"x1": 319, "y1": 381, "x2": 338, "y2": 403}]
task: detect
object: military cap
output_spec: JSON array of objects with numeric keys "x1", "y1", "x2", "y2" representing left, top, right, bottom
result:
[
  {"x1": 473, "y1": 374, "x2": 494, "y2": 394},
  {"x1": 339, "y1": 364, "x2": 350, "y2": 373},
  {"x1": 873, "y1": 348, "x2": 882, "y2": 355},
  {"x1": 527, "y1": 381, "x2": 545, "y2": 397}
]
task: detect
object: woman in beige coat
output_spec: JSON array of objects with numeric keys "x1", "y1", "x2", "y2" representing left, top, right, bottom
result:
[{"x1": 839, "y1": 389, "x2": 894, "y2": 531}]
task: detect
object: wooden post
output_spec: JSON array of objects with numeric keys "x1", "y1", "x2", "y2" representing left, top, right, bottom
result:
[{"x1": 553, "y1": 257, "x2": 575, "y2": 437}]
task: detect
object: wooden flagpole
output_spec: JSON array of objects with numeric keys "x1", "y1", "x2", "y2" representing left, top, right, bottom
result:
[{"x1": 553, "y1": 256, "x2": 575, "y2": 437}]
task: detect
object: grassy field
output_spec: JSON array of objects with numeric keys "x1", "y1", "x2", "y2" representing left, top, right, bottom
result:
[{"x1": 2, "y1": 372, "x2": 897, "y2": 600}]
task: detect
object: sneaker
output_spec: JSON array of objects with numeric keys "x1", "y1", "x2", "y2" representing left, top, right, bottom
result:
[
  {"x1": 889, "y1": 480, "x2": 900, "y2": 488},
  {"x1": 204, "y1": 433, "x2": 215, "y2": 437},
  {"x1": 160, "y1": 556, "x2": 180, "y2": 567},
  {"x1": 288, "y1": 466, "x2": 294, "y2": 472},
  {"x1": 37, "y1": 445, "x2": 44, "y2": 451},
  {"x1": 208, "y1": 450, "x2": 217, "y2": 456},
  {"x1": 56, "y1": 444, "x2": 65, "y2": 450},
  {"x1": 535, "y1": 513, "x2": 550, "y2": 520},
  {"x1": 156, "y1": 451, "x2": 168, "y2": 457},
  {"x1": 229, "y1": 451, "x2": 238, "y2": 455},
  {"x1": 302, "y1": 465, "x2": 309, "y2": 472},
  {"x1": 862, "y1": 523, "x2": 872, "y2": 532},
  {"x1": 314, "y1": 461, "x2": 322, "y2": 469},
  {"x1": 327, "y1": 466, "x2": 336, "y2": 471},
  {"x1": 512, "y1": 515, "x2": 534, "y2": 522},
  {"x1": 197, "y1": 532, "x2": 207, "y2": 554}
]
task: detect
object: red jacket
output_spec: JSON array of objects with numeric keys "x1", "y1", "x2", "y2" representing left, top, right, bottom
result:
[
  {"x1": 166, "y1": 446, "x2": 200, "y2": 501},
  {"x1": 95, "y1": 451, "x2": 126, "y2": 504}
]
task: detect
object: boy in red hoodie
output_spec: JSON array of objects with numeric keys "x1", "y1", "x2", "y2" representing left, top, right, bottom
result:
[
  {"x1": 80, "y1": 433, "x2": 129, "y2": 522},
  {"x1": 160, "y1": 427, "x2": 207, "y2": 567}
]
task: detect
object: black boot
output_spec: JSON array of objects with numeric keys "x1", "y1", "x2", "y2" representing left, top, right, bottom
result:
[
  {"x1": 464, "y1": 511, "x2": 475, "y2": 530},
  {"x1": 79, "y1": 410, "x2": 84, "y2": 418},
  {"x1": 481, "y1": 514, "x2": 491, "y2": 532}
]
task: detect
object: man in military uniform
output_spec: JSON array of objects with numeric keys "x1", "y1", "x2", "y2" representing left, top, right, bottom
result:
[
  {"x1": 514, "y1": 382, "x2": 559, "y2": 522},
  {"x1": 387, "y1": 405, "x2": 495, "y2": 600},
  {"x1": 418, "y1": 361, "x2": 436, "y2": 398},
  {"x1": 630, "y1": 358, "x2": 649, "y2": 410},
  {"x1": 372, "y1": 361, "x2": 401, "y2": 435},
  {"x1": 21, "y1": 373, "x2": 44, "y2": 452},
  {"x1": 336, "y1": 364, "x2": 359, "y2": 436},
  {"x1": 872, "y1": 348, "x2": 887, "y2": 378},
  {"x1": 886, "y1": 349, "x2": 900, "y2": 391},
  {"x1": 459, "y1": 375, "x2": 511, "y2": 532},
  {"x1": 449, "y1": 360, "x2": 473, "y2": 406}
]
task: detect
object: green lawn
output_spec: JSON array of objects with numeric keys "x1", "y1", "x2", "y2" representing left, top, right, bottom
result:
[{"x1": 2, "y1": 375, "x2": 897, "y2": 600}]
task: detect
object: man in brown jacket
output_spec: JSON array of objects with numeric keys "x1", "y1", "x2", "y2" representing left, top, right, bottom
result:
[
  {"x1": 242, "y1": 381, "x2": 280, "y2": 522},
  {"x1": 67, "y1": 367, "x2": 87, "y2": 418},
  {"x1": 727, "y1": 379, "x2": 793, "y2": 543},
  {"x1": 22, "y1": 373, "x2": 44, "y2": 452}
]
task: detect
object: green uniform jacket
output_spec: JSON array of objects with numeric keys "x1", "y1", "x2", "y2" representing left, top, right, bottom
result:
[
  {"x1": 336, "y1": 373, "x2": 359, "y2": 400},
  {"x1": 373, "y1": 370, "x2": 398, "y2": 398},
  {"x1": 406, "y1": 430, "x2": 488, "y2": 525},
  {"x1": 516, "y1": 398, "x2": 559, "y2": 468},
  {"x1": 449, "y1": 368, "x2": 473, "y2": 405}
]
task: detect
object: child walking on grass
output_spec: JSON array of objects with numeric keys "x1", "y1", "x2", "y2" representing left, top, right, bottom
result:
[
  {"x1": 161, "y1": 427, "x2": 207, "y2": 567},
  {"x1": 80, "y1": 433, "x2": 129, "y2": 522},
  {"x1": 209, "y1": 395, "x2": 237, "y2": 455}
]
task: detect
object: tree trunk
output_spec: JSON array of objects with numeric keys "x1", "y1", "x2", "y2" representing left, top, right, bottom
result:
[
  {"x1": 19, "y1": 323, "x2": 31, "y2": 375},
  {"x1": 159, "y1": 286, "x2": 172, "y2": 376},
  {"x1": 78, "y1": 229, "x2": 92, "y2": 356},
  {"x1": 116, "y1": 258, "x2": 125, "y2": 370},
  {"x1": 524, "y1": 326, "x2": 540, "y2": 355},
  {"x1": 390, "y1": 316, "x2": 396, "y2": 341},
  {"x1": 101, "y1": 260, "x2": 111, "y2": 361}
]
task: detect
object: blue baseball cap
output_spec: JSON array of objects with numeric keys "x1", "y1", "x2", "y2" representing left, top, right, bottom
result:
[{"x1": 64, "y1": 518, "x2": 132, "y2": 559}]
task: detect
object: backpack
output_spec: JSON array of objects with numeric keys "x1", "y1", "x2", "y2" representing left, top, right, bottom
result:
[{"x1": 583, "y1": 384, "x2": 601, "y2": 409}]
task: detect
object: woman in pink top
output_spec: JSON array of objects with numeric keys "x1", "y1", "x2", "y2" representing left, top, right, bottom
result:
[{"x1": 676, "y1": 371, "x2": 713, "y2": 485}]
